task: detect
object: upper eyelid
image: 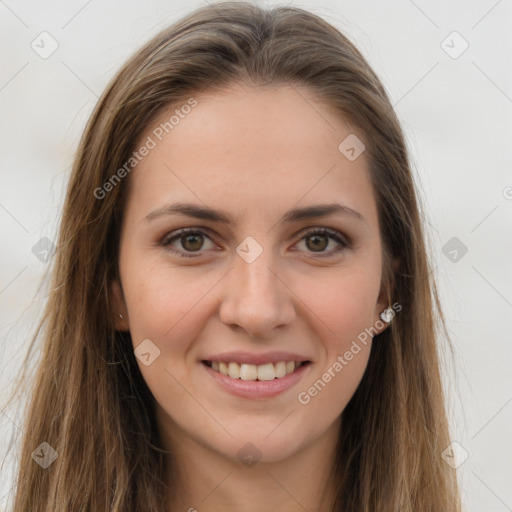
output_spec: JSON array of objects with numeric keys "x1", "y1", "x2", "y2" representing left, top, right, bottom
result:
[
  {"x1": 161, "y1": 226, "x2": 217, "y2": 244},
  {"x1": 162, "y1": 226, "x2": 349, "y2": 249}
]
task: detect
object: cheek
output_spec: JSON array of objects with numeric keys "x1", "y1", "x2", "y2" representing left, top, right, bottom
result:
[
  {"x1": 121, "y1": 258, "x2": 219, "y2": 350},
  {"x1": 297, "y1": 264, "x2": 382, "y2": 348},
  {"x1": 303, "y1": 342, "x2": 371, "y2": 419},
  {"x1": 295, "y1": 271, "x2": 376, "y2": 415},
  {"x1": 290, "y1": 264, "x2": 380, "y2": 414},
  {"x1": 121, "y1": 264, "x2": 214, "y2": 400}
]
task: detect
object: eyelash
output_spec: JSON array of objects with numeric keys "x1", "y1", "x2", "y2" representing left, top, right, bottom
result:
[{"x1": 160, "y1": 227, "x2": 350, "y2": 259}]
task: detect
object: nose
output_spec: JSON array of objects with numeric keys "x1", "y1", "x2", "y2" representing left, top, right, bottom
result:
[{"x1": 219, "y1": 247, "x2": 296, "y2": 338}]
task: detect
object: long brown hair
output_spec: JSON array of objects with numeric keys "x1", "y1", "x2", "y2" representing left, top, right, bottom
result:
[{"x1": 5, "y1": 1, "x2": 461, "y2": 510}]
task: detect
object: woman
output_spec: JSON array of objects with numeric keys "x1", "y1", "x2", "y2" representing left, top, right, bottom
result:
[{"x1": 8, "y1": 1, "x2": 461, "y2": 510}]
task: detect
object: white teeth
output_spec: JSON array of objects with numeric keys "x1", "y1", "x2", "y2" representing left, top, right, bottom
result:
[
  {"x1": 207, "y1": 360, "x2": 306, "y2": 381},
  {"x1": 257, "y1": 363, "x2": 275, "y2": 381},
  {"x1": 219, "y1": 362, "x2": 229, "y2": 376},
  {"x1": 239, "y1": 364, "x2": 258, "y2": 380},
  {"x1": 274, "y1": 361, "x2": 286, "y2": 378},
  {"x1": 228, "y1": 362, "x2": 239, "y2": 379}
]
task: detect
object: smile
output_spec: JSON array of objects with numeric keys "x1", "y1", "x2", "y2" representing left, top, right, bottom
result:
[
  {"x1": 203, "y1": 360, "x2": 310, "y2": 381},
  {"x1": 201, "y1": 359, "x2": 312, "y2": 399}
]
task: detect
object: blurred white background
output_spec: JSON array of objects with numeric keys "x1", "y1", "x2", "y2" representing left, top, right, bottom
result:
[{"x1": 1, "y1": 1, "x2": 511, "y2": 510}]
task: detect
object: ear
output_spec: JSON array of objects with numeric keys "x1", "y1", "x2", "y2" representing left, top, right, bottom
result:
[
  {"x1": 373, "y1": 256, "x2": 400, "y2": 335},
  {"x1": 111, "y1": 279, "x2": 130, "y2": 331}
]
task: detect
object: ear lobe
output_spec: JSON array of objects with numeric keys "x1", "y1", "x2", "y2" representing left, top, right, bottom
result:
[
  {"x1": 111, "y1": 279, "x2": 129, "y2": 331},
  {"x1": 374, "y1": 256, "x2": 400, "y2": 334},
  {"x1": 374, "y1": 290, "x2": 391, "y2": 335}
]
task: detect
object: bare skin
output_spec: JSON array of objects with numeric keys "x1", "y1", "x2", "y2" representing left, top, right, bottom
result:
[{"x1": 112, "y1": 83, "x2": 390, "y2": 511}]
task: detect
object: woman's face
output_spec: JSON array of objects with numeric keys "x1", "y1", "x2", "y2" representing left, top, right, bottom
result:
[{"x1": 113, "y1": 83, "x2": 389, "y2": 465}]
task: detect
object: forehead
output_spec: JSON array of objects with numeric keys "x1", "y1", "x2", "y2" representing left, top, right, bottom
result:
[{"x1": 125, "y1": 84, "x2": 378, "y2": 230}]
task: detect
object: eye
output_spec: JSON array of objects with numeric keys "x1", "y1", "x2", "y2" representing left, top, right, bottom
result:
[
  {"x1": 293, "y1": 227, "x2": 350, "y2": 257},
  {"x1": 160, "y1": 226, "x2": 350, "y2": 258},
  {"x1": 160, "y1": 228, "x2": 217, "y2": 258}
]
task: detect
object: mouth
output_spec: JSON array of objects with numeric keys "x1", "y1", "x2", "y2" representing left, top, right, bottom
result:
[{"x1": 201, "y1": 360, "x2": 311, "y2": 381}]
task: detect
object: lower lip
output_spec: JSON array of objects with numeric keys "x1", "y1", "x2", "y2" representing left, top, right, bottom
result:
[{"x1": 202, "y1": 362, "x2": 311, "y2": 399}]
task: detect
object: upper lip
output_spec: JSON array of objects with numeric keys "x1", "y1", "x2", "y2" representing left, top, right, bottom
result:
[{"x1": 202, "y1": 351, "x2": 312, "y2": 365}]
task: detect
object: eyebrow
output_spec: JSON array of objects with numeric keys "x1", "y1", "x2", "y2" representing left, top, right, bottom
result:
[{"x1": 144, "y1": 201, "x2": 367, "y2": 225}]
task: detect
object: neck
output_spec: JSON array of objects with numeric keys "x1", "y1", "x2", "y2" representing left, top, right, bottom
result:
[{"x1": 162, "y1": 418, "x2": 340, "y2": 512}]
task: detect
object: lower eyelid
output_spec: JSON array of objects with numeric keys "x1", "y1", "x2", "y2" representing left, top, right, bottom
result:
[
  {"x1": 160, "y1": 228, "x2": 349, "y2": 256},
  {"x1": 161, "y1": 230, "x2": 216, "y2": 253}
]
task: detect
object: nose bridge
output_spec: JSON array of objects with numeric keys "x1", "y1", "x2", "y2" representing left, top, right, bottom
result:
[
  {"x1": 235, "y1": 245, "x2": 277, "y2": 295},
  {"x1": 219, "y1": 239, "x2": 294, "y2": 336}
]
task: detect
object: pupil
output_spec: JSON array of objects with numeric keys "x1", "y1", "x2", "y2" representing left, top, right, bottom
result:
[
  {"x1": 182, "y1": 234, "x2": 203, "y2": 251},
  {"x1": 180, "y1": 234, "x2": 328, "y2": 252},
  {"x1": 307, "y1": 235, "x2": 327, "y2": 251}
]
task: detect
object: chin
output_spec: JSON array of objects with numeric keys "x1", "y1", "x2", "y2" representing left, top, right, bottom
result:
[{"x1": 222, "y1": 428, "x2": 309, "y2": 465}]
